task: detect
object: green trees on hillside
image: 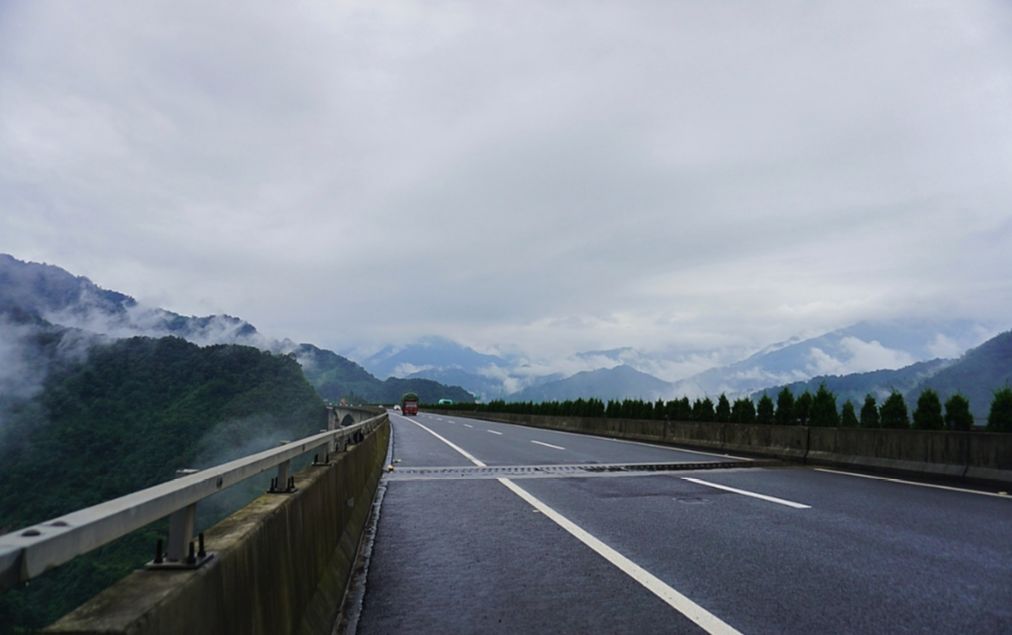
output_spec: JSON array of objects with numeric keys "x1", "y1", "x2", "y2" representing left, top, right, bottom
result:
[
  {"x1": 810, "y1": 384, "x2": 839, "y2": 427},
  {"x1": 795, "y1": 391, "x2": 813, "y2": 426},
  {"x1": 756, "y1": 395, "x2": 775, "y2": 424},
  {"x1": 944, "y1": 394, "x2": 973, "y2": 431},
  {"x1": 775, "y1": 388, "x2": 795, "y2": 425},
  {"x1": 841, "y1": 400, "x2": 859, "y2": 427},
  {"x1": 432, "y1": 383, "x2": 1007, "y2": 432},
  {"x1": 668, "y1": 397, "x2": 692, "y2": 420},
  {"x1": 913, "y1": 389, "x2": 944, "y2": 430},
  {"x1": 860, "y1": 395, "x2": 880, "y2": 428},
  {"x1": 715, "y1": 394, "x2": 731, "y2": 423},
  {"x1": 731, "y1": 397, "x2": 755, "y2": 423},
  {"x1": 693, "y1": 397, "x2": 715, "y2": 421},
  {"x1": 0, "y1": 336, "x2": 327, "y2": 633},
  {"x1": 988, "y1": 387, "x2": 1012, "y2": 432},
  {"x1": 879, "y1": 392, "x2": 910, "y2": 429}
]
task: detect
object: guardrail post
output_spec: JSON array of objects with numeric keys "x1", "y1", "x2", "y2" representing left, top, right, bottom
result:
[
  {"x1": 166, "y1": 469, "x2": 199, "y2": 562},
  {"x1": 269, "y1": 444, "x2": 296, "y2": 492},
  {"x1": 314, "y1": 430, "x2": 331, "y2": 465},
  {"x1": 328, "y1": 412, "x2": 338, "y2": 455},
  {"x1": 166, "y1": 502, "x2": 196, "y2": 562},
  {"x1": 146, "y1": 469, "x2": 213, "y2": 569}
]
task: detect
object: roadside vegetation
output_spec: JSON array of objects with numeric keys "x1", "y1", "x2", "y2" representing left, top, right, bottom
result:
[
  {"x1": 429, "y1": 383, "x2": 1012, "y2": 432},
  {"x1": 0, "y1": 337, "x2": 326, "y2": 633}
]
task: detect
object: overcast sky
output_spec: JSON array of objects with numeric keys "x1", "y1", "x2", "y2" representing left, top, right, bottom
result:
[{"x1": 2, "y1": 1, "x2": 1010, "y2": 359}]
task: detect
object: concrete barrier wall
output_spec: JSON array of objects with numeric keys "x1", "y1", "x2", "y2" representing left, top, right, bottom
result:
[
  {"x1": 966, "y1": 433, "x2": 1012, "y2": 482},
  {"x1": 667, "y1": 420, "x2": 724, "y2": 451},
  {"x1": 807, "y1": 427, "x2": 1012, "y2": 482},
  {"x1": 430, "y1": 409, "x2": 1011, "y2": 485},
  {"x1": 721, "y1": 423, "x2": 810, "y2": 460},
  {"x1": 47, "y1": 418, "x2": 391, "y2": 635}
]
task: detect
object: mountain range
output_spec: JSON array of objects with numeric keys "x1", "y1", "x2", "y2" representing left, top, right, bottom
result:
[
  {"x1": 508, "y1": 364, "x2": 672, "y2": 402},
  {"x1": 3, "y1": 253, "x2": 1005, "y2": 411},
  {"x1": 0, "y1": 254, "x2": 474, "y2": 404},
  {"x1": 352, "y1": 318, "x2": 1001, "y2": 405},
  {"x1": 750, "y1": 358, "x2": 954, "y2": 407},
  {"x1": 915, "y1": 331, "x2": 1012, "y2": 421},
  {"x1": 668, "y1": 319, "x2": 993, "y2": 398},
  {"x1": 753, "y1": 330, "x2": 1012, "y2": 423}
]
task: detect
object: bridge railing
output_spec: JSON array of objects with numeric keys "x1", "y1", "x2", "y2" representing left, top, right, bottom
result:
[{"x1": 0, "y1": 412, "x2": 387, "y2": 591}]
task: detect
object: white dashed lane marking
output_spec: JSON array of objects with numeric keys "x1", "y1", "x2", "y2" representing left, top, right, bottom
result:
[
  {"x1": 682, "y1": 477, "x2": 810, "y2": 509},
  {"x1": 531, "y1": 440, "x2": 565, "y2": 450}
]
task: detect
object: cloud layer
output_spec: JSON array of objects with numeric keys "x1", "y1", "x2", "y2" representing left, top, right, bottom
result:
[{"x1": 2, "y1": 1, "x2": 1011, "y2": 358}]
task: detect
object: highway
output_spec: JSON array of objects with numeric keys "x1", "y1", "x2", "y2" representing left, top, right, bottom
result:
[{"x1": 348, "y1": 411, "x2": 1012, "y2": 634}]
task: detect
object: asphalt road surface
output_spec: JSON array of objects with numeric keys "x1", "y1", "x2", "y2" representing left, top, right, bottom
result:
[{"x1": 348, "y1": 411, "x2": 1012, "y2": 634}]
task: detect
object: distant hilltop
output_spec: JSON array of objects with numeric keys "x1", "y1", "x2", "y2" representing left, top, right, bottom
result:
[{"x1": 0, "y1": 253, "x2": 475, "y2": 405}]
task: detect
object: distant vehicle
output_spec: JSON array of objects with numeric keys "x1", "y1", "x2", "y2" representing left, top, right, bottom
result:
[
  {"x1": 401, "y1": 392, "x2": 419, "y2": 416},
  {"x1": 393, "y1": 405, "x2": 401, "y2": 412},
  {"x1": 437, "y1": 398, "x2": 454, "y2": 405}
]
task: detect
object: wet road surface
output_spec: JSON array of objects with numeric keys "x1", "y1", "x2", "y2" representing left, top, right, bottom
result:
[{"x1": 349, "y1": 412, "x2": 1012, "y2": 634}]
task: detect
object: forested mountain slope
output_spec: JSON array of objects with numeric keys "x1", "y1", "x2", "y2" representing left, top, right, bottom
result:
[{"x1": 0, "y1": 336, "x2": 326, "y2": 632}]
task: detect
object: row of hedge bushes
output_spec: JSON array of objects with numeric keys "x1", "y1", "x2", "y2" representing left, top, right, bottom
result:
[{"x1": 428, "y1": 385, "x2": 1012, "y2": 432}]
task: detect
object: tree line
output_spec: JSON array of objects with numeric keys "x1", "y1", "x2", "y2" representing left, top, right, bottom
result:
[{"x1": 431, "y1": 385, "x2": 1012, "y2": 432}]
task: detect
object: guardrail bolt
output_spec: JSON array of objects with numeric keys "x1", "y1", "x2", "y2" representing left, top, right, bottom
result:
[
  {"x1": 186, "y1": 541, "x2": 196, "y2": 565},
  {"x1": 154, "y1": 539, "x2": 164, "y2": 565},
  {"x1": 198, "y1": 533, "x2": 206, "y2": 559}
]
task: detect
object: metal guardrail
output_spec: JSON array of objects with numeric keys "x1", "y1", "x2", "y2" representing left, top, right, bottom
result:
[{"x1": 0, "y1": 412, "x2": 387, "y2": 591}]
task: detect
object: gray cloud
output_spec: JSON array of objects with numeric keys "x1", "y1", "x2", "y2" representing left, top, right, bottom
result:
[{"x1": 2, "y1": 1, "x2": 1011, "y2": 361}]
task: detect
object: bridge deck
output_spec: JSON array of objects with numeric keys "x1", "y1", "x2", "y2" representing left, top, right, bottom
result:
[{"x1": 346, "y1": 412, "x2": 1012, "y2": 633}]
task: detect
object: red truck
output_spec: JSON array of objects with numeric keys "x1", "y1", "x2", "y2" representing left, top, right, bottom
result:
[{"x1": 401, "y1": 392, "x2": 419, "y2": 416}]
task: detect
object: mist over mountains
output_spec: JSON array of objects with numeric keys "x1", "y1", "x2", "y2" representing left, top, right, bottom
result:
[
  {"x1": 356, "y1": 338, "x2": 736, "y2": 401},
  {"x1": 362, "y1": 336, "x2": 509, "y2": 380},
  {"x1": 751, "y1": 358, "x2": 954, "y2": 407},
  {"x1": 508, "y1": 365, "x2": 672, "y2": 403},
  {"x1": 753, "y1": 330, "x2": 1012, "y2": 423},
  {"x1": 2, "y1": 253, "x2": 1004, "y2": 411},
  {"x1": 669, "y1": 319, "x2": 995, "y2": 398},
  {"x1": 0, "y1": 254, "x2": 474, "y2": 405},
  {"x1": 0, "y1": 254, "x2": 264, "y2": 348},
  {"x1": 355, "y1": 318, "x2": 1001, "y2": 405}
]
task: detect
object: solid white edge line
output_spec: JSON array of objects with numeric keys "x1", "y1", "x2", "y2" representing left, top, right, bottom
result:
[
  {"x1": 487, "y1": 430, "x2": 503, "y2": 435},
  {"x1": 498, "y1": 478, "x2": 741, "y2": 635},
  {"x1": 813, "y1": 468, "x2": 1011, "y2": 499},
  {"x1": 531, "y1": 440, "x2": 566, "y2": 450},
  {"x1": 402, "y1": 416, "x2": 487, "y2": 467},
  {"x1": 682, "y1": 477, "x2": 811, "y2": 509},
  {"x1": 401, "y1": 415, "x2": 740, "y2": 634}
]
